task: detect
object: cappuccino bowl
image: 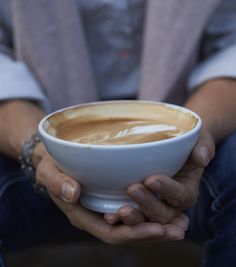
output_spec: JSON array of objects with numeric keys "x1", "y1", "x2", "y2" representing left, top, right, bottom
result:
[{"x1": 38, "y1": 101, "x2": 201, "y2": 213}]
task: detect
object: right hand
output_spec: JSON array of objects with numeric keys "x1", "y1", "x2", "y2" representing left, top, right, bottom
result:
[{"x1": 34, "y1": 143, "x2": 81, "y2": 203}]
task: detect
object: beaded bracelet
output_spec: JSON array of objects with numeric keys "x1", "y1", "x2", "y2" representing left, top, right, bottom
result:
[{"x1": 18, "y1": 132, "x2": 47, "y2": 195}]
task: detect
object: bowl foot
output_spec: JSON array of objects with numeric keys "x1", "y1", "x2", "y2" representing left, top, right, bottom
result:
[{"x1": 80, "y1": 192, "x2": 138, "y2": 213}]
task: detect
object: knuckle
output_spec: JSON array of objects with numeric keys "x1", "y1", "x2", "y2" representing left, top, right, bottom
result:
[
  {"x1": 35, "y1": 166, "x2": 48, "y2": 187},
  {"x1": 153, "y1": 175, "x2": 168, "y2": 185},
  {"x1": 48, "y1": 178, "x2": 60, "y2": 196},
  {"x1": 148, "y1": 214, "x2": 170, "y2": 224},
  {"x1": 50, "y1": 173, "x2": 66, "y2": 195},
  {"x1": 168, "y1": 188, "x2": 186, "y2": 208},
  {"x1": 184, "y1": 189, "x2": 199, "y2": 209},
  {"x1": 37, "y1": 162, "x2": 45, "y2": 178},
  {"x1": 168, "y1": 198, "x2": 181, "y2": 208},
  {"x1": 42, "y1": 173, "x2": 60, "y2": 196},
  {"x1": 36, "y1": 161, "x2": 50, "y2": 182},
  {"x1": 55, "y1": 172, "x2": 66, "y2": 185},
  {"x1": 156, "y1": 217, "x2": 169, "y2": 224}
]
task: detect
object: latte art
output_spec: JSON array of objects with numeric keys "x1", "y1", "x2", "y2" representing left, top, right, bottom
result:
[
  {"x1": 121, "y1": 124, "x2": 177, "y2": 135},
  {"x1": 50, "y1": 118, "x2": 186, "y2": 145},
  {"x1": 75, "y1": 122, "x2": 179, "y2": 144},
  {"x1": 46, "y1": 101, "x2": 198, "y2": 145}
]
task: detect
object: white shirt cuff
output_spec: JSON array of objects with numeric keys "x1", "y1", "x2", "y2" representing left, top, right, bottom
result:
[
  {"x1": 188, "y1": 44, "x2": 236, "y2": 90},
  {"x1": 0, "y1": 54, "x2": 47, "y2": 102}
]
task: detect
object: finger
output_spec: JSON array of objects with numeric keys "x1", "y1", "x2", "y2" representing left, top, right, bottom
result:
[
  {"x1": 118, "y1": 205, "x2": 146, "y2": 226},
  {"x1": 36, "y1": 155, "x2": 80, "y2": 203},
  {"x1": 160, "y1": 213, "x2": 188, "y2": 241},
  {"x1": 145, "y1": 172, "x2": 201, "y2": 209},
  {"x1": 104, "y1": 213, "x2": 120, "y2": 224},
  {"x1": 127, "y1": 183, "x2": 178, "y2": 224},
  {"x1": 191, "y1": 130, "x2": 215, "y2": 168},
  {"x1": 162, "y1": 224, "x2": 185, "y2": 241},
  {"x1": 51, "y1": 196, "x2": 166, "y2": 244},
  {"x1": 111, "y1": 222, "x2": 165, "y2": 244},
  {"x1": 170, "y1": 213, "x2": 189, "y2": 231},
  {"x1": 51, "y1": 195, "x2": 104, "y2": 231},
  {"x1": 104, "y1": 206, "x2": 146, "y2": 226}
]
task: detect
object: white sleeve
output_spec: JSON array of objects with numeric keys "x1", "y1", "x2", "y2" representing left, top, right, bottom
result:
[
  {"x1": 0, "y1": 53, "x2": 47, "y2": 102},
  {"x1": 188, "y1": 44, "x2": 236, "y2": 90},
  {"x1": 187, "y1": 0, "x2": 236, "y2": 90}
]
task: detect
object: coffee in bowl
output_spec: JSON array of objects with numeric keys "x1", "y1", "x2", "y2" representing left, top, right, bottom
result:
[
  {"x1": 39, "y1": 101, "x2": 201, "y2": 213},
  {"x1": 46, "y1": 102, "x2": 197, "y2": 145}
]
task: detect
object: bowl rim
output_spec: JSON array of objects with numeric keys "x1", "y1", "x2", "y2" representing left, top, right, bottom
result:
[{"x1": 38, "y1": 100, "x2": 202, "y2": 150}]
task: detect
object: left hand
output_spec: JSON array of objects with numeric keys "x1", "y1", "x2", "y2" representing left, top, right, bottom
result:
[
  {"x1": 51, "y1": 196, "x2": 188, "y2": 244},
  {"x1": 104, "y1": 129, "x2": 215, "y2": 226}
]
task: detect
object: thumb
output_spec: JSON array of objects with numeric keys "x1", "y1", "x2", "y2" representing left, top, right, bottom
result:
[
  {"x1": 36, "y1": 154, "x2": 81, "y2": 203},
  {"x1": 191, "y1": 130, "x2": 215, "y2": 168}
]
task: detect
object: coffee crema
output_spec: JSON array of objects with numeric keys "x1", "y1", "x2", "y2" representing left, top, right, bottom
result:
[{"x1": 46, "y1": 102, "x2": 197, "y2": 145}]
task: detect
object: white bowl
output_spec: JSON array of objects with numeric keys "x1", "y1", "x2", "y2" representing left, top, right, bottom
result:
[{"x1": 38, "y1": 101, "x2": 201, "y2": 213}]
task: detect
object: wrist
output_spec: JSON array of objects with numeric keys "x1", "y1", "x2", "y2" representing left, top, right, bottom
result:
[
  {"x1": 184, "y1": 78, "x2": 236, "y2": 143},
  {"x1": 0, "y1": 100, "x2": 45, "y2": 158},
  {"x1": 18, "y1": 132, "x2": 48, "y2": 196},
  {"x1": 184, "y1": 103, "x2": 218, "y2": 143},
  {"x1": 185, "y1": 79, "x2": 227, "y2": 142}
]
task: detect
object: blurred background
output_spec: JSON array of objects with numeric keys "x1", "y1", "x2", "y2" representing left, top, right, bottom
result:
[{"x1": 6, "y1": 240, "x2": 203, "y2": 267}]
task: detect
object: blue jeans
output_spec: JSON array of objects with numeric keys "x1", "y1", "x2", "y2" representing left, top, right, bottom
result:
[
  {"x1": 1, "y1": 133, "x2": 236, "y2": 267},
  {"x1": 0, "y1": 157, "x2": 95, "y2": 266},
  {"x1": 187, "y1": 132, "x2": 236, "y2": 266}
]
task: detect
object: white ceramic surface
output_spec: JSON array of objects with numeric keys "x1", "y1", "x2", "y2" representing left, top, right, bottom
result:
[{"x1": 38, "y1": 101, "x2": 201, "y2": 213}]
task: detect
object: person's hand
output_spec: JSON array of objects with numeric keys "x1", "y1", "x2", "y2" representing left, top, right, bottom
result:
[
  {"x1": 104, "y1": 129, "x2": 215, "y2": 226},
  {"x1": 50, "y1": 195, "x2": 189, "y2": 244},
  {"x1": 34, "y1": 129, "x2": 212, "y2": 244},
  {"x1": 34, "y1": 144, "x2": 188, "y2": 244},
  {"x1": 34, "y1": 143, "x2": 81, "y2": 203}
]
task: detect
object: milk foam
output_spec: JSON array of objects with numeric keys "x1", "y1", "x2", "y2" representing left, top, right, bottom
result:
[
  {"x1": 47, "y1": 102, "x2": 198, "y2": 145},
  {"x1": 76, "y1": 123, "x2": 178, "y2": 144}
]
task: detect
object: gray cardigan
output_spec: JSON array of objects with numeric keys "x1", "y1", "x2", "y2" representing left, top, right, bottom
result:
[{"x1": 1, "y1": 0, "x2": 236, "y2": 112}]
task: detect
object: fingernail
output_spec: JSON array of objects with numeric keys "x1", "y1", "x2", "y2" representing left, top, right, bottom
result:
[
  {"x1": 130, "y1": 189, "x2": 144, "y2": 202},
  {"x1": 199, "y1": 146, "x2": 210, "y2": 166},
  {"x1": 172, "y1": 234, "x2": 185, "y2": 241},
  {"x1": 61, "y1": 181, "x2": 75, "y2": 202},
  {"x1": 104, "y1": 215, "x2": 116, "y2": 224}
]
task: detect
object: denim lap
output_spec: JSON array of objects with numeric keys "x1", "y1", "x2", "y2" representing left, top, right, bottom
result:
[
  {"x1": 0, "y1": 156, "x2": 94, "y2": 267},
  {"x1": 188, "y1": 131, "x2": 236, "y2": 267},
  {"x1": 1, "y1": 132, "x2": 236, "y2": 267}
]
